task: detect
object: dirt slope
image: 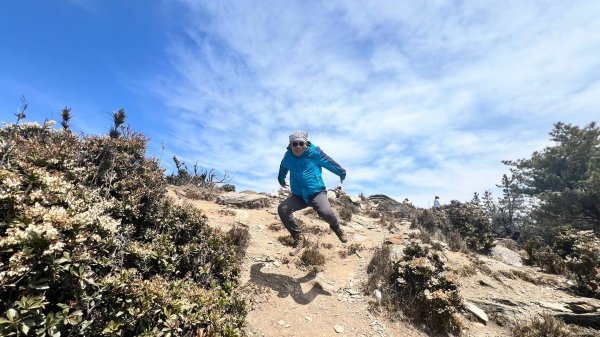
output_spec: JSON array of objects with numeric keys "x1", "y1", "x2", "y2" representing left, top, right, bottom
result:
[{"x1": 168, "y1": 187, "x2": 600, "y2": 337}]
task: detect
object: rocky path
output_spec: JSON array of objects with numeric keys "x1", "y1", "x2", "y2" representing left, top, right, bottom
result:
[{"x1": 169, "y1": 188, "x2": 600, "y2": 337}]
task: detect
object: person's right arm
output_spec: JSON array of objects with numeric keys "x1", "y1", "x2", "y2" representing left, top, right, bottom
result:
[{"x1": 278, "y1": 156, "x2": 289, "y2": 187}]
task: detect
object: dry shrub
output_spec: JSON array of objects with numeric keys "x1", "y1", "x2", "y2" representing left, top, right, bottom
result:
[
  {"x1": 220, "y1": 183, "x2": 235, "y2": 192},
  {"x1": 303, "y1": 223, "x2": 326, "y2": 235},
  {"x1": 338, "y1": 207, "x2": 353, "y2": 221},
  {"x1": 457, "y1": 264, "x2": 478, "y2": 277},
  {"x1": 300, "y1": 243, "x2": 325, "y2": 268},
  {"x1": 339, "y1": 243, "x2": 364, "y2": 258},
  {"x1": 511, "y1": 313, "x2": 573, "y2": 337},
  {"x1": 321, "y1": 242, "x2": 334, "y2": 249},
  {"x1": 179, "y1": 184, "x2": 217, "y2": 201},
  {"x1": 277, "y1": 235, "x2": 295, "y2": 247},
  {"x1": 365, "y1": 244, "x2": 394, "y2": 293},
  {"x1": 498, "y1": 238, "x2": 519, "y2": 251},
  {"x1": 447, "y1": 231, "x2": 468, "y2": 252},
  {"x1": 468, "y1": 255, "x2": 494, "y2": 275},
  {"x1": 228, "y1": 225, "x2": 250, "y2": 260},
  {"x1": 268, "y1": 222, "x2": 282, "y2": 231},
  {"x1": 409, "y1": 230, "x2": 433, "y2": 244},
  {"x1": 218, "y1": 209, "x2": 236, "y2": 216},
  {"x1": 368, "y1": 210, "x2": 380, "y2": 218},
  {"x1": 511, "y1": 270, "x2": 541, "y2": 284}
]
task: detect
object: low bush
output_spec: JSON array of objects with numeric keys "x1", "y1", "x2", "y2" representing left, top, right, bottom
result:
[
  {"x1": 414, "y1": 202, "x2": 494, "y2": 253},
  {"x1": 532, "y1": 247, "x2": 569, "y2": 275},
  {"x1": 300, "y1": 243, "x2": 325, "y2": 269},
  {"x1": 228, "y1": 225, "x2": 251, "y2": 261},
  {"x1": 511, "y1": 313, "x2": 572, "y2": 337},
  {"x1": 444, "y1": 201, "x2": 495, "y2": 253},
  {"x1": 339, "y1": 243, "x2": 364, "y2": 258},
  {"x1": 365, "y1": 241, "x2": 463, "y2": 335}
]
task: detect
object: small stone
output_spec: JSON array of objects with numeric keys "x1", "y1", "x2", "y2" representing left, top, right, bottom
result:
[
  {"x1": 305, "y1": 316, "x2": 313, "y2": 321},
  {"x1": 277, "y1": 320, "x2": 286, "y2": 326},
  {"x1": 333, "y1": 324, "x2": 345, "y2": 333}
]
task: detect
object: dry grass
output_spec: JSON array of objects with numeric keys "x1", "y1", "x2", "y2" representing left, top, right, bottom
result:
[
  {"x1": 338, "y1": 243, "x2": 365, "y2": 258},
  {"x1": 447, "y1": 231, "x2": 468, "y2": 253},
  {"x1": 218, "y1": 209, "x2": 236, "y2": 216},
  {"x1": 511, "y1": 313, "x2": 573, "y2": 337},
  {"x1": 368, "y1": 210, "x2": 380, "y2": 218},
  {"x1": 303, "y1": 223, "x2": 327, "y2": 235},
  {"x1": 338, "y1": 207, "x2": 353, "y2": 221},
  {"x1": 227, "y1": 225, "x2": 250, "y2": 260},
  {"x1": 267, "y1": 222, "x2": 282, "y2": 231},
  {"x1": 277, "y1": 235, "x2": 295, "y2": 247}
]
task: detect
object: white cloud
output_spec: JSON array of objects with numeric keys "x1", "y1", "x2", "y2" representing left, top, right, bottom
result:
[{"x1": 150, "y1": 0, "x2": 600, "y2": 207}]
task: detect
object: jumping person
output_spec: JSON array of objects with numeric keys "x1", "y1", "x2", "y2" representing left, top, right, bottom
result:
[{"x1": 277, "y1": 131, "x2": 348, "y2": 256}]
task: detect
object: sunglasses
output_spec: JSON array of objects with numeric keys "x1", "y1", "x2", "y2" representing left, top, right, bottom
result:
[{"x1": 291, "y1": 141, "x2": 306, "y2": 147}]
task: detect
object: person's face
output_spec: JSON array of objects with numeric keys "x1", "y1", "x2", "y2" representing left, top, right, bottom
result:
[{"x1": 290, "y1": 140, "x2": 307, "y2": 156}]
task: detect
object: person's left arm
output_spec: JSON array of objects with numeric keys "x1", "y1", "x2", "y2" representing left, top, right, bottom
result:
[{"x1": 315, "y1": 146, "x2": 346, "y2": 182}]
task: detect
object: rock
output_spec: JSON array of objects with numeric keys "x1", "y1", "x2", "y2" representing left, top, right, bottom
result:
[
  {"x1": 333, "y1": 324, "x2": 345, "y2": 333},
  {"x1": 346, "y1": 288, "x2": 360, "y2": 295},
  {"x1": 567, "y1": 302, "x2": 599, "y2": 313},
  {"x1": 490, "y1": 245, "x2": 523, "y2": 267},
  {"x1": 327, "y1": 190, "x2": 337, "y2": 201},
  {"x1": 305, "y1": 316, "x2": 312, "y2": 321},
  {"x1": 554, "y1": 312, "x2": 600, "y2": 328},
  {"x1": 538, "y1": 301, "x2": 570, "y2": 312},
  {"x1": 464, "y1": 301, "x2": 489, "y2": 324},
  {"x1": 350, "y1": 196, "x2": 362, "y2": 205},
  {"x1": 217, "y1": 192, "x2": 271, "y2": 209},
  {"x1": 478, "y1": 280, "x2": 494, "y2": 288},
  {"x1": 277, "y1": 320, "x2": 286, "y2": 326},
  {"x1": 384, "y1": 235, "x2": 404, "y2": 245}
]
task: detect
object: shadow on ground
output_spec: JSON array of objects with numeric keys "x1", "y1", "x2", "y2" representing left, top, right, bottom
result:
[{"x1": 249, "y1": 263, "x2": 331, "y2": 305}]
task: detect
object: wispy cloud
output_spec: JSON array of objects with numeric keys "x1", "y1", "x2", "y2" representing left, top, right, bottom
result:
[{"x1": 150, "y1": 0, "x2": 600, "y2": 206}]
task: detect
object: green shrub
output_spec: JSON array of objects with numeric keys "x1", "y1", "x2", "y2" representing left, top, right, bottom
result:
[
  {"x1": 416, "y1": 209, "x2": 449, "y2": 232},
  {"x1": 531, "y1": 247, "x2": 569, "y2": 275},
  {"x1": 0, "y1": 118, "x2": 246, "y2": 336},
  {"x1": 365, "y1": 241, "x2": 463, "y2": 335},
  {"x1": 444, "y1": 201, "x2": 495, "y2": 253},
  {"x1": 566, "y1": 238, "x2": 600, "y2": 298}
]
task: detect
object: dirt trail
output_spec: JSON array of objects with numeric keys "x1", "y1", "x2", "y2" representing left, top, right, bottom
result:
[{"x1": 168, "y1": 188, "x2": 600, "y2": 337}]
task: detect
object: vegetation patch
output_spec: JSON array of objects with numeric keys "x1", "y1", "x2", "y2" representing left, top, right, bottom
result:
[
  {"x1": 0, "y1": 112, "x2": 246, "y2": 336},
  {"x1": 365, "y1": 241, "x2": 463, "y2": 335},
  {"x1": 511, "y1": 313, "x2": 573, "y2": 337}
]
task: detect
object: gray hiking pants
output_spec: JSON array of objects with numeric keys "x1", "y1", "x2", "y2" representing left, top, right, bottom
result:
[{"x1": 277, "y1": 191, "x2": 340, "y2": 238}]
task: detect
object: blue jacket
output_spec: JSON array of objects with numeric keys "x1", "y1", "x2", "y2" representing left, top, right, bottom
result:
[{"x1": 278, "y1": 143, "x2": 346, "y2": 202}]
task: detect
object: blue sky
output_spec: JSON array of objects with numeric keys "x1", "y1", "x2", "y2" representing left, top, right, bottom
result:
[{"x1": 1, "y1": 1, "x2": 599, "y2": 207}]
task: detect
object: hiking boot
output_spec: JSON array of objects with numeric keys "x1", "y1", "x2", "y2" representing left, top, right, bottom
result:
[
  {"x1": 289, "y1": 235, "x2": 307, "y2": 256},
  {"x1": 332, "y1": 227, "x2": 348, "y2": 243}
]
